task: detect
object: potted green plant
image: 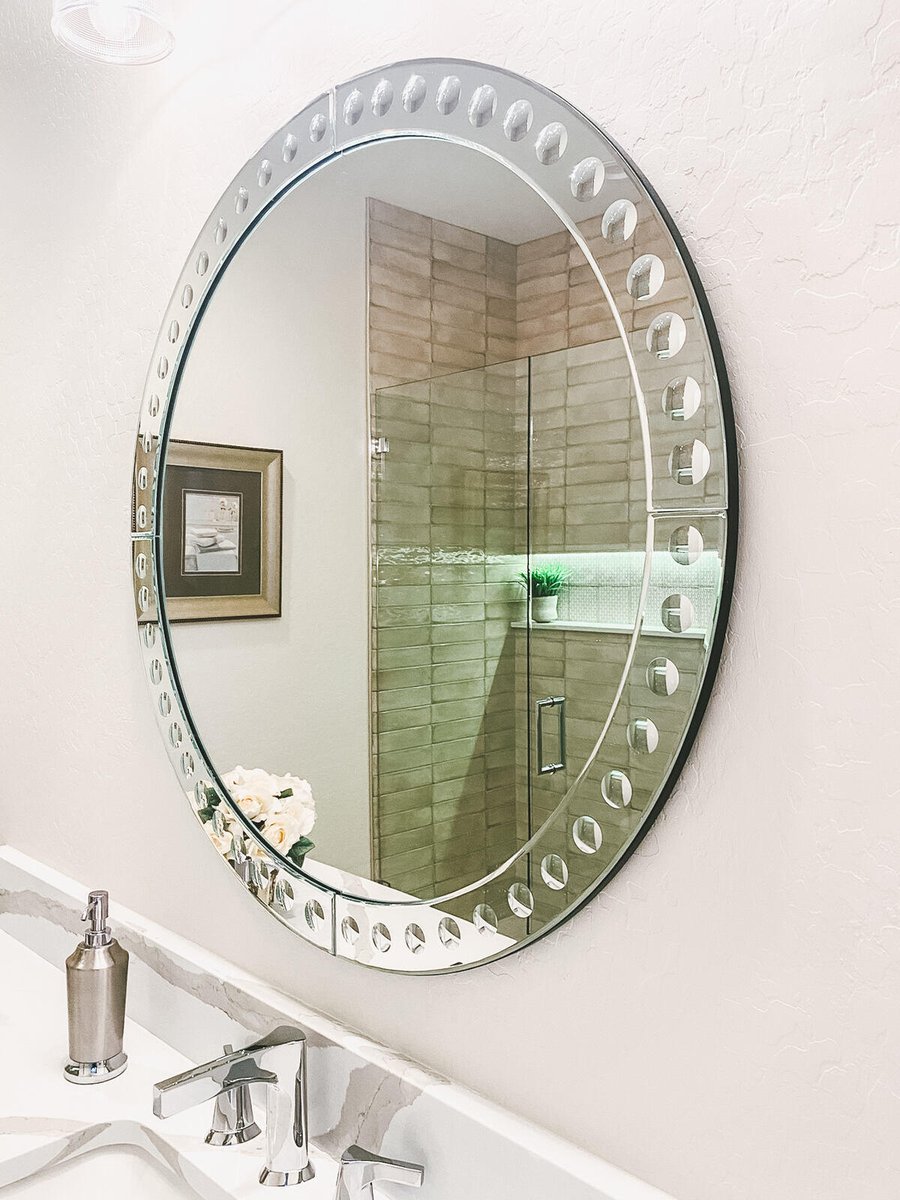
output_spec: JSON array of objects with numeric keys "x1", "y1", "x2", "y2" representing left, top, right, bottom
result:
[{"x1": 518, "y1": 562, "x2": 569, "y2": 623}]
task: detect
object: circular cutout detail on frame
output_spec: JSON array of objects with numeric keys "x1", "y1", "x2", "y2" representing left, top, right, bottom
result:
[
  {"x1": 343, "y1": 91, "x2": 364, "y2": 126},
  {"x1": 468, "y1": 84, "x2": 497, "y2": 127},
  {"x1": 573, "y1": 815, "x2": 603, "y2": 854},
  {"x1": 405, "y1": 924, "x2": 426, "y2": 954},
  {"x1": 601, "y1": 198, "x2": 637, "y2": 243},
  {"x1": 402, "y1": 75, "x2": 427, "y2": 113},
  {"x1": 540, "y1": 854, "x2": 569, "y2": 890},
  {"x1": 309, "y1": 113, "x2": 327, "y2": 142},
  {"x1": 503, "y1": 99, "x2": 533, "y2": 142},
  {"x1": 601, "y1": 769, "x2": 632, "y2": 809},
  {"x1": 670, "y1": 439, "x2": 711, "y2": 486},
  {"x1": 626, "y1": 254, "x2": 665, "y2": 300},
  {"x1": 646, "y1": 312, "x2": 686, "y2": 358},
  {"x1": 570, "y1": 156, "x2": 604, "y2": 200},
  {"x1": 661, "y1": 594, "x2": 695, "y2": 634},
  {"x1": 305, "y1": 899, "x2": 325, "y2": 931},
  {"x1": 647, "y1": 658, "x2": 680, "y2": 696},
  {"x1": 341, "y1": 916, "x2": 360, "y2": 945},
  {"x1": 627, "y1": 717, "x2": 659, "y2": 754},
  {"x1": 535, "y1": 121, "x2": 567, "y2": 164},
  {"x1": 508, "y1": 882, "x2": 534, "y2": 918},
  {"x1": 371, "y1": 79, "x2": 394, "y2": 117},
  {"x1": 435, "y1": 75, "x2": 461, "y2": 115},
  {"x1": 473, "y1": 904, "x2": 498, "y2": 935},
  {"x1": 669, "y1": 524, "x2": 704, "y2": 565},
  {"x1": 662, "y1": 376, "x2": 701, "y2": 421},
  {"x1": 438, "y1": 916, "x2": 461, "y2": 948}
]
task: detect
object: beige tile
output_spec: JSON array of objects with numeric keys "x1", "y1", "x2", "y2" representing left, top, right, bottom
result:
[
  {"x1": 432, "y1": 279, "x2": 488, "y2": 312},
  {"x1": 369, "y1": 351, "x2": 431, "y2": 386},
  {"x1": 433, "y1": 239, "x2": 486, "y2": 274},
  {"x1": 432, "y1": 258, "x2": 490, "y2": 294},
  {"x1": 432, "y1": 755, "x2": 484, "y2": 784},
  {"x1": 369, "y1": 219, "x2": 432, "y2": 258},
  {"x1": 370, "y1": 327, "x2": 431, "y2": 363},
  {"x1": 370, "y1": 304, "x2": 431, "y2": 342},
  {"x1": 431, "y1": 300, "x2": 487, "y2": 334},
  {"x1": 376, "y1": 781, "x2": 434, "y2": 813},
  {"x1": 378, "y1": 805, "x2": 432, "y2": 837},
  {"x1": 377, "y1": 724, "x2": 432, "y2": 752},
  {"x1": 369, "y1": 262, "x2": 432, "y2": 299},
  {"x1": 379, "y1": 844, "x2": 434, "y2": 876},
  {"x1": 376, "y1": 684, "x2": 433, "y2": 712},
  {"x1": 370, "y1": 241, "x2": 431, "y2": 279},
  {"x1": 369, "y1": 284, "x2": 431, "y2": 321},
  {"x1": 432, "y1": 220, "x2": 486, "y2": 253},
  {"x1": 368, "y1": 199, "x2": 431, "y2": 238},
  {"x1": 517, "y1": 229, "x2": 571, "y2": 263},
  {"x1": 431, "y1": 347, "x2": 487, "y2": 374}
]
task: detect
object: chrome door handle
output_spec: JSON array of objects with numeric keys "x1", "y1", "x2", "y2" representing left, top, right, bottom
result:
[{"x1": 536, "y1": 696, "x2": 566, "y2": 775}]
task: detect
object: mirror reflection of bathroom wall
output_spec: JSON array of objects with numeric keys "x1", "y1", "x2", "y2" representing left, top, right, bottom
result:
[{"x1": 164, "y1": 136, "x2": 721, "y2": 920}]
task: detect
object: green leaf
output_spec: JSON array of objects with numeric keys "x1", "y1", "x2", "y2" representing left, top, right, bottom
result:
[
  {"x1": 517, "y1": 562, "x2": 570, "y2": 597},
  {"x1": 287, "y1": 838, "x2": 315, "y2": 866}
]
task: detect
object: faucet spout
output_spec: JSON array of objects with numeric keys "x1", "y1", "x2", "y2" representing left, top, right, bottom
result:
[{"x1": 153, "y1": 1026, "x2": 314, "y2": 1187}]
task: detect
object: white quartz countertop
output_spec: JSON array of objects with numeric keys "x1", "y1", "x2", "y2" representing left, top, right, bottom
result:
[{"x1": 0, "y1": 930, "x2": 337, "y2": 1198}]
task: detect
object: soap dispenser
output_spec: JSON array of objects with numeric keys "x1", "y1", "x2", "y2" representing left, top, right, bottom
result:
[{"x1": 64, "y1": 890, "x2": 129, "y2": 1084}]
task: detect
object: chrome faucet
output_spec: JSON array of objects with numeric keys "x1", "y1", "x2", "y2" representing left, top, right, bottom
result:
[
  {"x1": 334, "y1": 1145, "x2": 424, "y2": 1200},
  {"x1": 153, "y1": 1026, "x2": 314, "y2": 1187},
  {"x1": 204, "y1": 1044, "x2": 261, "y2": 1146}
]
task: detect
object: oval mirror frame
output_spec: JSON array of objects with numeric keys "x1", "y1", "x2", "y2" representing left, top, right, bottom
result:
[{"x1": 132, "y1": 59, "x2": 737, "y2": 973}]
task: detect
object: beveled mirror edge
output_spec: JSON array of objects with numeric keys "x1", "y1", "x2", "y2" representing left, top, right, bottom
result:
[{"x1": 132, "y1": 58, "x2": 737, "y2": 974}]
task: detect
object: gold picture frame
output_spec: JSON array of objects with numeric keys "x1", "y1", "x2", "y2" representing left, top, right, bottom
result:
[{"x1": 162, "y1": 440, "x2": 282, "y2": 622}]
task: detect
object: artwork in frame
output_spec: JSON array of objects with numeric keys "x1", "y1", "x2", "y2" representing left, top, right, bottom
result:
[{"x1": 162, "y1": 441, "x2": 282, "y2": 622}]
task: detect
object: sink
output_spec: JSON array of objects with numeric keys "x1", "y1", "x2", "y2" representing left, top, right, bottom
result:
[{"x1": 0, "y1": 1145, "x2": 201, "y2": 1199}]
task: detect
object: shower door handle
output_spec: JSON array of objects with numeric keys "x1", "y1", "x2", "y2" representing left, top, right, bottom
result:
[{"x1": 536, "y1": 696, "x2": 566, "y2": 775}]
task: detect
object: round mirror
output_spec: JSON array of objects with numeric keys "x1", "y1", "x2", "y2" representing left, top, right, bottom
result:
[{"x1": 133, "y1": 59, "x2": 736, "y2": 972}]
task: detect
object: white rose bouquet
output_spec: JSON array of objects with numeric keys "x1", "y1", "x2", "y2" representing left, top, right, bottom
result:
[{"x1": 198, "y1": 766, "x2": 316, "y2": 867}]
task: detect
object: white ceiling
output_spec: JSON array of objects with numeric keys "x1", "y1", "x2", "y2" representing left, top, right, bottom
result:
[{"x1": 315, "y1": 136, "x2": 572, "y2": 244}]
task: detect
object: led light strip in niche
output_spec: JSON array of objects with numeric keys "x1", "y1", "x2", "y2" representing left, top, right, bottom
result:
[{"x1": 133, "y1": 59, "x2": 735, "y2": 973}]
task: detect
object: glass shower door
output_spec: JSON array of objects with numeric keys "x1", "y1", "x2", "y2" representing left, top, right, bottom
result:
[{"x1": 370, "y1": 360, "x2": 528, "y2": 906}]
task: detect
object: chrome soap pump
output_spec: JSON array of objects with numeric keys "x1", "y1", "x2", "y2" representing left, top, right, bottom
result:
[{"x1": 64, "y1": 890, "x2": 129, "y2": 1084}]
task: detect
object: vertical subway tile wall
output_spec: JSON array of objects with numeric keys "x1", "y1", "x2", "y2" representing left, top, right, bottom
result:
[
  {"x1": 368, "y1": 199, "x2": 523, "y2": 898},
  {"x1": 368, "y1": 196, "x2": 720, "y2": 913}
]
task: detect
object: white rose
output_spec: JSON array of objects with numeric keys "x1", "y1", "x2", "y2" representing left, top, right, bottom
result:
[
  {"x1": 245, "y1": 836, "x2": 271, "y2": 861},
  {"x1": 283, "y1": 796, "x2": 315, "y2": 838},
  {"x1": 222, "y1": 766, "x2": 279, "y2": 822},
  {"x1": 271, "y1": 774, "x2": 316, "y2": 836},
  {"x1": 208, "y1": 826, "x2": 233, "y2": 857},
  {"x1": 263, "y1": 809, "x2": 305, "y2": 854}
]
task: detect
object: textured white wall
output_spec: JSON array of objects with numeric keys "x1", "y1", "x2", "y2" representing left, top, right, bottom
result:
[{"x1": 0, "y1": 3, "x2": 897, "y2": 1199}]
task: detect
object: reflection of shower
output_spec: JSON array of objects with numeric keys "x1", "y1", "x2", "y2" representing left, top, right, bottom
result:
[{"x1": 368, "y1": 343, "x2": 655, "y2": 917}]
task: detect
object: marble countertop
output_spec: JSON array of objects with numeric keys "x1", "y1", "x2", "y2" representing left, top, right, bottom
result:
[
  {"x1": 0, "y1": 847, "x2": 677, "y2": 1200},
  {"x1": 0, "y1": 930, "x2": 337, "y2": 1198}
]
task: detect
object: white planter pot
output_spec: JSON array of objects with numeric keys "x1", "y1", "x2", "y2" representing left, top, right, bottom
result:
[{"x1": 531, "y1": 595, "x2": 559, "y2": 623}]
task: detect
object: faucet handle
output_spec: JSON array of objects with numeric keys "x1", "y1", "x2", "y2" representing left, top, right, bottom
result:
[
  {"x1": 204, "y1": 1044, "x2": 261, "y2": 1146},
  {"x1": 334, "y1": 1145, "x2": 424, "y2": 1200}
]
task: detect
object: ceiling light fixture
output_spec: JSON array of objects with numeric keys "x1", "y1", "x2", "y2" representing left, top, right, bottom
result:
[{"x1": 52, "y1": 0, "x2": 175, "y2": 65}]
